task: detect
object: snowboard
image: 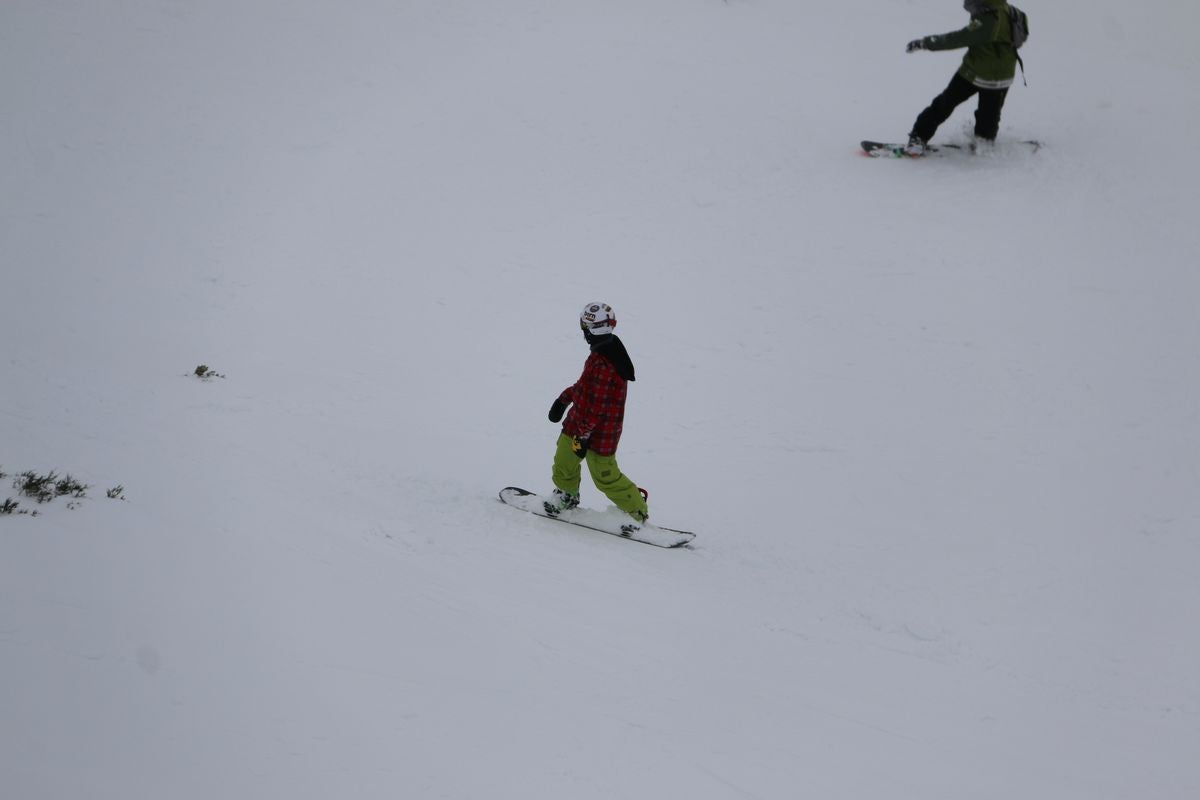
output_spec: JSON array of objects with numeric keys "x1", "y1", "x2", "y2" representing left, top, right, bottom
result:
[
  {"x1": 861, "y1": 139, "x2": 1041, "y2": 158},
  {"x1": 498, "y1": 487, "x2": 696, "y2": 549}
]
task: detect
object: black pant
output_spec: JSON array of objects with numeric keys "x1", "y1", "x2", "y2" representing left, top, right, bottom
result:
[{"x1": 911, "y1": 73, "x2": 1009, "y2": 143}]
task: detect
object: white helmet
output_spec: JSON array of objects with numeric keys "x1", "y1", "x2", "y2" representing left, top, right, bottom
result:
[{"x1": 579, "y1": 302, "x2": 617, "y2": 336}]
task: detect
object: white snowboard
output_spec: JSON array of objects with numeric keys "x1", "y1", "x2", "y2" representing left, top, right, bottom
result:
[{"x1": 498, "y1": 487, "x2": 695, "y2": 549}]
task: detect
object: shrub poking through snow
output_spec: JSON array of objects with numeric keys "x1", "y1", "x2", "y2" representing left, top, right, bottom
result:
[
  {"x1": 1, "y1": 468, "x2": 124, "y2": 515},
  {"x1": 194, "y1": 364, "x2": 226, "y2": 380}
]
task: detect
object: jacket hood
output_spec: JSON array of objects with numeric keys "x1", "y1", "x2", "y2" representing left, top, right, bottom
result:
[{"x1": 592, "y1": 335, "x2": 635, "y2": 382}]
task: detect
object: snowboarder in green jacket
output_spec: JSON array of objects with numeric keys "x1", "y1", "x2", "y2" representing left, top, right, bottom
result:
[{"x1": 904, "y1": 0, "x2": 1020, "y2": 155}]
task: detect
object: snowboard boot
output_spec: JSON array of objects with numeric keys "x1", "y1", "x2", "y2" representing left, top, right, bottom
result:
[
  {"x1": 970, "y1": 136, "x2": 996, "y2": 155},
  {"x1": 619, "y1": 507, "x2": 649, "y2": 536},
  {"x1": 543, "y1": 489, "x2": 580, "y2": 516},
  {"x1": 904, "y1": 134, "x2": 927, "y2": 157}
]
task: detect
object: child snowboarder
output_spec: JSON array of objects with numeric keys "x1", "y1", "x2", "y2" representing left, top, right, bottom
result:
[
  {"x1": 904, "y1": 0, "x2": 1020, "y2": 156},
  {"x1": 544, "y1": 302, "x2": 649, "y2": 524}
]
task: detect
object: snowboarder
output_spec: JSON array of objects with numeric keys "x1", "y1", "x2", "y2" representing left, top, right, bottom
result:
[
  {"x1": 544, "y1": 302, "x2": 649, "y2": 524},
  {"x1": 904, "y1": 0, "x2": 1021, "y2": 156}
]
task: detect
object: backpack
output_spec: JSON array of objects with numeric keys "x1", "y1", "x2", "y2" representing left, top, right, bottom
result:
[
  {"x1": 1008, "y1": 4, "x2": 1030, "y2": 83},
  {"x1": 1009, "y1": 4, "x2": 1029, "y2": 50}
]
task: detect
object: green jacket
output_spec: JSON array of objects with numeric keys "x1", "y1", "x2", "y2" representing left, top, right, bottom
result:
[{"x1": 921, "y1": 0, "x2": 1018, "y2": 89}]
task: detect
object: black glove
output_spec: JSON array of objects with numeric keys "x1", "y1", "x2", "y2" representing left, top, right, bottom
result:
[
  {"x1": 906, "y1": 38, "x2": 926, "y2": 53},
  {"x1": 548, "y1": 398, "x2": 567, "y2": 423},
  {"x1": 570, "y1": 436, "x2": 590, "y2": 459}
]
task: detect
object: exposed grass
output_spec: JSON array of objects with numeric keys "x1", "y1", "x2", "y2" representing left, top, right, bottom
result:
[{"x1": 2, "y1": 467, "x2": 126, "y2": 515}]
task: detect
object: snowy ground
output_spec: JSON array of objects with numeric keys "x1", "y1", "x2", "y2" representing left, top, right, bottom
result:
[{"x1": 2, "y1": 2, "x2": 1198, "y2": 798}]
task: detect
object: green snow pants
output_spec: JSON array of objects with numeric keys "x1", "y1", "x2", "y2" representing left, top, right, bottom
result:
[{"x1": 551, "y1": 434, "x2": 649, "y2": 520}]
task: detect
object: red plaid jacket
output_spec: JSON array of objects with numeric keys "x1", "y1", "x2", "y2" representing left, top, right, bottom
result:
[{"x1": 558, "y1": 351, "x2": 628, "y2": 456}]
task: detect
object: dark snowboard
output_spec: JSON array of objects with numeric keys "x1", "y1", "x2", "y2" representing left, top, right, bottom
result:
[{"x1": 861, "y1": 139, "x2": 1041, "y2": 158}]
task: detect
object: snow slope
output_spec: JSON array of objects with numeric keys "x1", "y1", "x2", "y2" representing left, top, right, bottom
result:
[{"x1": 2, "y1": 1, "x2": 1197, "y2": 798}]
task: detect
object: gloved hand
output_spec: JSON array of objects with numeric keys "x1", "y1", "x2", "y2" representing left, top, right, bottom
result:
[
  {"x1": 570, "y1": 436, "x2": 590, "y2": 458},
  {"x1": 548, "y1": 398, "x2": 567, "y2": 423},
  {"x1": 906, "y1": 38, "x2": 926, "y2": 53}
]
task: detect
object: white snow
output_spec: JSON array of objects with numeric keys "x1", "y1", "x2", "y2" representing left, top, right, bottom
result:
[{"x1": 2, "y1": 1, "x2": 1198, "y2": 798}]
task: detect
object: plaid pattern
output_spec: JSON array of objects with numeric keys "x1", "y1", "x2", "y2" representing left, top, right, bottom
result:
[{"x1": 558, "y1": 352, "x2": 628, "y2": 456}]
